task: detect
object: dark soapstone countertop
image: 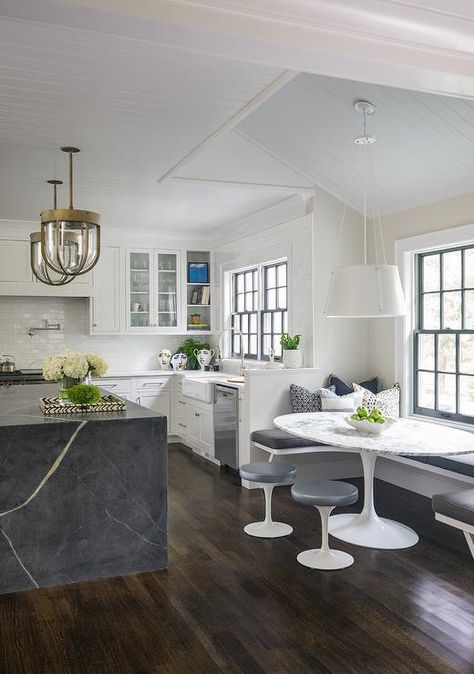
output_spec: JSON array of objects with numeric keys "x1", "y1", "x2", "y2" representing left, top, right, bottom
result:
[
  {"x1": 0, "y1": 383, "x2": 161, "y2": 427},
  {"x1": 0, "y1": 383, "x2": 168, "y2": 594}
]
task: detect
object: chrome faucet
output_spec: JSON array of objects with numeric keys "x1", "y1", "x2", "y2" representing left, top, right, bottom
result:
[{"x1": 218, "y1": 326, "x2": 245, "y2": 376}]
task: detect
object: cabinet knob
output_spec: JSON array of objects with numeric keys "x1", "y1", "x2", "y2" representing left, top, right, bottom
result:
[
  {"x1": 195, "y1": 412, "x2": 200, "y2": 417},
  {"x1": 93, "y1": 323, "x2": 97, "y2": 327}
]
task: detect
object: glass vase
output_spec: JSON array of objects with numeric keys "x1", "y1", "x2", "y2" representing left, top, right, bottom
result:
[{"x1": 58, "y1": 377, "x2": 85, "y2": 405}]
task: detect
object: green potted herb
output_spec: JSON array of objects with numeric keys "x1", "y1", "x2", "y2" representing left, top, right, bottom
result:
[
  {"x1": 176, "y1": 337, "x2": 212, "y2": 370},
  {"x1": 66, "y1": 383, "x2": 102, "y2": 407},
  {"x1": 280, "y1": 333, "x2": 302, "y2": 369}
]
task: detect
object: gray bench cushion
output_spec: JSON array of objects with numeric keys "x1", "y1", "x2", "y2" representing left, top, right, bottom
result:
[
  {"x1": 291, "y1": 480, "x2": 358, "y2": 507},
  {"x1": 407, "y1": 454, "x2": 474, "y2": 479},
  {"x1": 432, "y1": 489, "x2": 474, "y2": 527},
  {"x1": 251, "y1": 428, "x2": 324, "y2": 450},
  {"x1": 240, "y1": 462, "x2": 297, "y2": 483}
]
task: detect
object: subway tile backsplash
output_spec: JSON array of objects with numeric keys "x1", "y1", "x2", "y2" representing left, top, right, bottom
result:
[{"x1": 0, "y1": 297, "x2": 194, "y2": 371}]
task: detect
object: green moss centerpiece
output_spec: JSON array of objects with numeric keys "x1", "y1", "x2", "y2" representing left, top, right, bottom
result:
[{"x1": 43, "y1": 350, "x2": 109, "y2": 405}]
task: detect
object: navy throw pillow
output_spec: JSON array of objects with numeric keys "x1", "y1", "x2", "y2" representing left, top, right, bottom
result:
[{"x1": 328, "y1": 374, "x2": 379, "y2": 396}]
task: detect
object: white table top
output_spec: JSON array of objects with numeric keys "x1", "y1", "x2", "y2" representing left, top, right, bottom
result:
[{"x1": 274, "y1": 412, "x2": 474, "y2": 457}]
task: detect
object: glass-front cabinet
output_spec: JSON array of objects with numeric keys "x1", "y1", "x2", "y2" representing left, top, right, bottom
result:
[
  {"x1": 126, "y1": 249, "x2": 180, "y2": 331},
  {"x1": 156, "y1": 253, "x2": 178, "y2": 328}
]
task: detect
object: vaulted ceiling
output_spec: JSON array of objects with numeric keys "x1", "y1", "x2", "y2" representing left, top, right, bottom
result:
[
  {"x1": 3, "y1": 4, "x2": 474, "y2": 233},
  {"x1": 0, "y1": 14, "x2": 291, "y2": 231},
  {"x1": 237, "y1": 73, "x2": 474, "y2": 216}
]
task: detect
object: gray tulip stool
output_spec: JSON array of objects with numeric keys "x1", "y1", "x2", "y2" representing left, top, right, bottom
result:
[
  {"x1": 240, "y1": 461, "x2": 297, "y2": 538},
  {"x1": 291, "y1": 480, "x2": 358, "y2": 569}
]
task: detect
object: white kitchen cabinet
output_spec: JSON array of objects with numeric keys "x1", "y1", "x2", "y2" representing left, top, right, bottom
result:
[
  {"x1": 136, "y1": 376, "x2": 172, "y2": 434},
  {"x1": 126, "y1": 249, "x2": 181, "y2": 333},
  {"x1": 198, "y1": 407, "x2": 213, "y2": 454},
  {"x1": 90, "y1": 246, "x2": 121, "y2": 333},
  {"x1": 137, "y1": 392, "x2": 171, "y2": 430},
  {"x1": 98, "y1": 378, "x2": 133, "y2": 401},
  {"x1": 0, "y1": 237, "x2": 94, "y2": 296},
  {"x1": 0, "y1": 240, "x2": 31, "y2": 283},
  {"x1": 184, "y1": 399, "x2": 214, "y2": 456}
]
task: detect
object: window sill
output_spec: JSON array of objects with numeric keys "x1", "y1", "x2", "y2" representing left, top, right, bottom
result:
[{"x1": 406, "y1": 413, "x2": 474, "y2": 434}]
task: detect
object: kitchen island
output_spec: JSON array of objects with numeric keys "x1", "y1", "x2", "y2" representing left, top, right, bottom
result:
[{"x1": 0, "y1": 384, "x2": 167, "y2": 594}]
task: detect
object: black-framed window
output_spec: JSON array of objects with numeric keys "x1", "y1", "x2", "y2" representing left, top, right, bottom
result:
[
  {"x1": 231, "y1": 261, "x2": 288, "y2": 360},
  {"x1": 414, "y1": 244, "x2": 474, "y2": 424},
  {"x1": 261, "y1": 262, "x2": 288, "y2": 359}
]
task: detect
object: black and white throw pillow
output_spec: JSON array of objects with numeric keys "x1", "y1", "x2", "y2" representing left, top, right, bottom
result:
[
  {"x1": 352, "y1": 382, "x2": 400, "y2": 418},
  {"x1": 290, "y1": 384, "x2": 335, "y2": 413}
]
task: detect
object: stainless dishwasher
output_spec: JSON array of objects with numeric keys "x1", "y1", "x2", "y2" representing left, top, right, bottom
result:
[{"x1": 214, "y1": 384, "x2": 239, "y2": 468}]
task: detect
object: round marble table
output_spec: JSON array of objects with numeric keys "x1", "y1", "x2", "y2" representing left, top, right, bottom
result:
[{"x1": 273, "y1": 412, "x2": 474, "y2": 550}]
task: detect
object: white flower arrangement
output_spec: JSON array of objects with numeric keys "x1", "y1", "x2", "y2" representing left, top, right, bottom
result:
[
  {"x1": 43, "y1": 350, "x2": 109, "y2": 382},
  {"x1": 85, "y1": 353, "x2": 108, "y2": 378}
]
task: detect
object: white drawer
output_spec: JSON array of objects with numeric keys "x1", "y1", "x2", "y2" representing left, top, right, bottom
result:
[
  {"x1": 136, "y1": 376, "x2": 170, "y2": 392},
  {"x1": 95, "y1": 378, "x2": 132, "y2": 393}
]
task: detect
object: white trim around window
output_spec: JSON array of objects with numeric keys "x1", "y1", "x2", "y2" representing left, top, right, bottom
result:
[{"x1": 395, "y1": 222, "x2": 474, "y2": 426}]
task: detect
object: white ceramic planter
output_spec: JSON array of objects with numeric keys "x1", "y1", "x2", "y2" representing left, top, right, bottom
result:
[{"x1": 282, "y1": 349, "x2": 302, "y2": 369}]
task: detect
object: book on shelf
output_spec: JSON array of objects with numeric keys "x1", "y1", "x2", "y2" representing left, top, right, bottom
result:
[
  {"x1": 189, "y1": 286, "x2": 211, "y2": 305},
  {"x1": 187, "y1": 323, "x2": 209, "y2": 331}
]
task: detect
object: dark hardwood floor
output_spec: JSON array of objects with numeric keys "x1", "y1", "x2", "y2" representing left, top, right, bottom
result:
[{"x1": 0, "y1": 443, "x2": 473, "y2": 674}]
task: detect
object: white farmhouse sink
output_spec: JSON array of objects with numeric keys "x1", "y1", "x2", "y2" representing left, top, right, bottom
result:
[{"x1": 182, "y1": 377, "x2": 214, "y2": 403}]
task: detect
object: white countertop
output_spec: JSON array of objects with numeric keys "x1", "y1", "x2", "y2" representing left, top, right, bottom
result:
[{"x1": 99, "y1": 369, "x2": 245, "y2": 389}]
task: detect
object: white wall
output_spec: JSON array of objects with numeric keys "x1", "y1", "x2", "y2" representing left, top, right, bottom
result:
[
  {"x1": 370, "y1": 191, "x2": 474, "y2": 387},
  {"x1": 214, "y1": 191, "x2": 370, "y2": 385},
  {"x1": 0, "y1": 296, "x2": 190, "y2": 371}
]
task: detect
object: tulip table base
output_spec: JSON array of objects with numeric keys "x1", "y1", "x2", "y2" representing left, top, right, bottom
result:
[{"x1": 328, "y1": 449, "x2": 419, "y2": 549}]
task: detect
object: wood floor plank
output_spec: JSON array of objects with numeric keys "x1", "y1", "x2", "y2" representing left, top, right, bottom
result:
[{"x1": 0, "y1": 444, "x2": 472, "y2": 673}]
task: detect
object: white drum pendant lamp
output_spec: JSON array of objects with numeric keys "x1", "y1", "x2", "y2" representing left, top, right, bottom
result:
[
  {"x1": 40, "y1": 147, "x2": 100, "y2": 277},
  {"x1": 325, "y1": 101, "x2": 405, "y2": 318}
]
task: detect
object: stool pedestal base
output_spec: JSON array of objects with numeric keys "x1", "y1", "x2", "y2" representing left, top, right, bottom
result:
[
  {"x1": 297, "y1": 548, "x2": 354, "y2": 570},
  {"x1": 244, "y1": 521, "x2": 293, "y2": 538},
  {"x1": 243, "y1": 483, "x2": 293, "y2": 539}
]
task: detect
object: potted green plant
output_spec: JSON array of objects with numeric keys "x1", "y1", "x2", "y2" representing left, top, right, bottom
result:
[
  {"x1": 280, "y1": 333, "x2": 302, "y2": 369},
  {"x1": 176, "y1": 338, "x2": 212, "y2": 370}
]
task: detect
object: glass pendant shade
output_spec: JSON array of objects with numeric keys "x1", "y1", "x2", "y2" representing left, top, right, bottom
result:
[
  {"x1": 325, "y1": 264, "x2": 405, "y2": 317},
  {"x1": 40, "y1": 210, "x2": 100, "y2": 276},
  {"x1": 30, "y1": 232, "x2": 74, "y2": 286}
]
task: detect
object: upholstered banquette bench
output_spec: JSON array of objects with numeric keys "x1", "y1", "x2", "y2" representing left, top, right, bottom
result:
[{"x1": 432, "y1": 488, "x2": 474, "y2": 559}]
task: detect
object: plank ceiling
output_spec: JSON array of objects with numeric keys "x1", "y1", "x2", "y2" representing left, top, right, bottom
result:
[
  {"x1": 0, "y1": 16, "x2": 288, "y2": 231},
  {"x1": 238, "y1": 73, "x2": 474, "y2": 215}
]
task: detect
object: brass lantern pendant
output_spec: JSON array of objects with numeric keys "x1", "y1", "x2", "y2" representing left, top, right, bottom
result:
[
  {"x1": 40, "y1": 147, "x2": 100, "y2": 277},
  {"x1": 30, "y1": 180, "x2": 74, "y2": 286}
]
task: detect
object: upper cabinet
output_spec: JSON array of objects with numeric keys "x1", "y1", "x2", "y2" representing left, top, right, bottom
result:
[
  {"x1": 0, "y1": 234, "x2": 212, "y2": 335},
  {"x1": 126, "y1": 249, "x2": 180, "y2": 332},
  {"x1": 0, "y1": 240, "x2": 31, "y2": 283},
  {"x1": 0, "y1": 237, "x2": 93, "y2": 296},
  {"x1": 90, "y1": 246, "x2": 121, "y2": 334}
]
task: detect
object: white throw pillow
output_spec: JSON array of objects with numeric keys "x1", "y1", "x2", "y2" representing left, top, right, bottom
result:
[
  {"x1": 352, "y1": 382, "x2": 400, "y2": 418},
  {"x1": 320, "y1": 387, "x2": 363, "y2": 412},
  {"x1": 321, "y1": 397, "x2": 357, "y2": 412}
]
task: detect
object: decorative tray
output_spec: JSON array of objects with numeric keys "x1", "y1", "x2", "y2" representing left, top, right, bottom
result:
[{"x1": 40, "y1": 394, "x2": 127, "y2": 415}]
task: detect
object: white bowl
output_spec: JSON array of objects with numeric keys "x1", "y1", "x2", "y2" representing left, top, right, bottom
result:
[{"x1": 345, "y1": 416, "x2": 396, "y2": 435}]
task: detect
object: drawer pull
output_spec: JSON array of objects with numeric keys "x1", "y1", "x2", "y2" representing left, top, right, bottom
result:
[
  {"x1": 178, "y1": 400, "x2": 186, "y2": 405},
  {"x1": 194, "y1": 412, "x2": 200, "y2": 417},
  {"x1": 178, "y1": 423, "x2": 186, "y2": 428}
]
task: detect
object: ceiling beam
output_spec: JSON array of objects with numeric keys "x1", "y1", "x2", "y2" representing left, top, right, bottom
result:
[
  {"x1": 156, "y1": 71, "x2": 297, "y2": 182},
  {"x1": 4, "y1": 0, "x2": 474, "y2": 99}
]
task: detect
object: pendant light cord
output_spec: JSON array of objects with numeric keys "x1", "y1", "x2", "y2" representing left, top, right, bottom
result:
[{"x1": 68, "y1": 150, "x2": 73, "y2": 209}]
